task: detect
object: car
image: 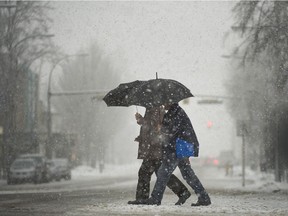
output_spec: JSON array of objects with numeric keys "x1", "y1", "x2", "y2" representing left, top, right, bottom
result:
[
  {"x1": 18, "y1": 154, "x2": 51, "y2": 183},
  {"x1": 7, "y1": 158, "x2": 42, "y2": 184},
  {"x1": 48, "y1": 158, "x2": 71, "y2": 181}
]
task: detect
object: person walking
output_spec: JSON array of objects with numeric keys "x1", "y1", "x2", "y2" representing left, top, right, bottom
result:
[
  {"x1": 141, "y1": 103, "x2": 211, "y2": 206},
  {"x1": 128, "y1": 106, "x2": 191, "y2": 205}
]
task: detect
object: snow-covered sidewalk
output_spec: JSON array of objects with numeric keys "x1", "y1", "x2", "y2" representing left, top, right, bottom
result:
[{"x1": 64, "y1": 163, "x2": 288, "y2": 216}]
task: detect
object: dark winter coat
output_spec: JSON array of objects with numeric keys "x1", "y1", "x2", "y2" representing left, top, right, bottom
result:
[
  {"x1": 136, "y1": 107, "x2": 165, "y2": 160},
  {"x1": 161, "y1": 103, "x2": 199, "y2": 159}
]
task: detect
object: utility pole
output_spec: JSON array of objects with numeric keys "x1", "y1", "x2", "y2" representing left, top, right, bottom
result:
[
  {"x1": 242, "y1": 129, "x2": 246, "y2": 187},
  {"x1": 275, "y1": 112, "x2": 281, "y2": 182},
  {"x1": 236, "y1": 120, "x2": 247, "y2": 187}
]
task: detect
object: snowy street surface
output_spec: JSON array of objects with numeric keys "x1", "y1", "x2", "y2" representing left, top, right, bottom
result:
[{"x1": 0, "y1": 163, "x2": 287, "y2": 216}]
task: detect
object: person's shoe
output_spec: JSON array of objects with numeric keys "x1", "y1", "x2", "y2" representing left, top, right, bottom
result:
[
  {"x1": 175, "y1": 191, "x2": 191, "y2": 205},
  {"x1": 141, "y1": 197, "x2": 161, "y2": 206},
  {"x1": 191, "y1": 197, "x2": 211, "y2": 206},
  {"x1": 128, "y1": 199, "x2": 145, "y2": 205}
]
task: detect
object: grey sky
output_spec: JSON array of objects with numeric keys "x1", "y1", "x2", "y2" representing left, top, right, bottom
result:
[{"x1": 50, "y1": 1, "x2": 234, "y2": 92}]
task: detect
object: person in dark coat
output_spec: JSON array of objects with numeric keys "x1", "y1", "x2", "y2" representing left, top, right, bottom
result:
[
  {"x1": 128, "y1": 106, "x2": 191, "y2": 205},
  {"x1": 141, "y1": 103, "x2": 211, "y2": 206}
]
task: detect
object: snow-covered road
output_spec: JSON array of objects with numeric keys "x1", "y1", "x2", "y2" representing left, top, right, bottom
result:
[
  {"x1": 70, "y1": 165, "x2": 288, "y2": 216},
  {"x1": 0, "y1": 163, "x2": 287, "y2": 216}
]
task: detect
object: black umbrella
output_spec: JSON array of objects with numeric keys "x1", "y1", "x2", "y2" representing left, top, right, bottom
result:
[
  {"x1": 128, "y1": 78, "x2": 193, "y2": 107},
  {"x1": 103, "y1": 78, "x2": 193, "y2": 108},
  {"x1": 103, "y1": 80, "x2": 146, "y2": 107}
]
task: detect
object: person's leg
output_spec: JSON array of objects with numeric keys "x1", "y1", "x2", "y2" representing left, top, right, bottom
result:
[
  {"x1": 178, "y1": 158, "x2": 211, "y2": 206},
  {"x1": 149, "y1": 157, "x2": 179, "y2": 203},
  {"x1": 128, "y1": 160, "x2": 153, "y2": 204},
  {"x1": 168, "y1": 174, "x2": 191, "y2": 205},
  {"x1": 166, "y1": 174, "x2": 189, "y2": 196},
  {"x1": 154, "y1": 160, "x2": 191, "y2": 205},
  {"x1": 135, "y1": 159, "x2": 157, "y2": 200}
]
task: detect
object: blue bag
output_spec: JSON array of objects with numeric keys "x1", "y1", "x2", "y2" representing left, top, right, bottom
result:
[{"x1": 176, "y1": 138, "x2": 194, "y2": 158}]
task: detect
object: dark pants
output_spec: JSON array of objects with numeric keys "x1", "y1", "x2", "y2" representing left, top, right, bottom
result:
[
  {"x1": 151, "y1": 156, "x2": 210, "y2": 202},
  {"x1": 136, "y1": 158, "x2": 188, "y2": 200}
]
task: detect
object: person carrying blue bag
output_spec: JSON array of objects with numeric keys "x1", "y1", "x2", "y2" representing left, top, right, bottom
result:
[
  {"x1": 128, "y1": 106, "x2": 191, "y2": 205},
  {"x1": 141, "y1": 102, "x2": 211, "y2": 206}
]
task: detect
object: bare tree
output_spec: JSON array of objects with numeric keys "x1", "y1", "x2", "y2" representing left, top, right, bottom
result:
[
  {"x1": 227, "y1": 0, "x2": 288, "y2": 181},
  {"x1": 53, "y1": 43, "x2": 123, "y2": 168},
  {"x1": 0, "y1": 1, "x2": 56, "y2": 176},
  {"x1": 233, "y1": 1, "x2": 288, "y2": 92}
]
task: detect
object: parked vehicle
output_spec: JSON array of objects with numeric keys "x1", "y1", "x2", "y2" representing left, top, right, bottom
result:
[
  {"x1": 18, "y1": 154, "x2": 51, "y2": 183},
  {"x1": 7, "y1": 158, "x2": 42, "y2": 184},
  {"x1": 48, "y1": 158, "x2": 71, "y2": 181}
]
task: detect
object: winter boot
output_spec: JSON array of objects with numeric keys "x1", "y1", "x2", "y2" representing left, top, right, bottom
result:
[
  {"x1": 191, "y1": 195, "x2": 211, "y2": 207},
  {"x1": 175, "y1": 190, "x2": 191, "y2": 205}
]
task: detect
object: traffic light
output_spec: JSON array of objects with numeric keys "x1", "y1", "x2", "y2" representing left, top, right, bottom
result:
[{"x1": 207, "y1": 120, "x2": 213, "y2": 128}]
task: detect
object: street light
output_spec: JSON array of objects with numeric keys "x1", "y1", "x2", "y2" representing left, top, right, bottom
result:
[{"x1": 46, "y1": 53, "x2": 89, "y2": 159}]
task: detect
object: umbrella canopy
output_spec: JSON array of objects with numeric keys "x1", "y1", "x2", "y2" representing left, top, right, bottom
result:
[
  {"x1": 103, "y1": 78, "x2": 193, "y2": 108},
  {"x1": 103, "y1": 80, "x2": 146, "y2": 107},
  {"x1": 128, "y1": 78, "x2": 193, "y2": 107}
]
